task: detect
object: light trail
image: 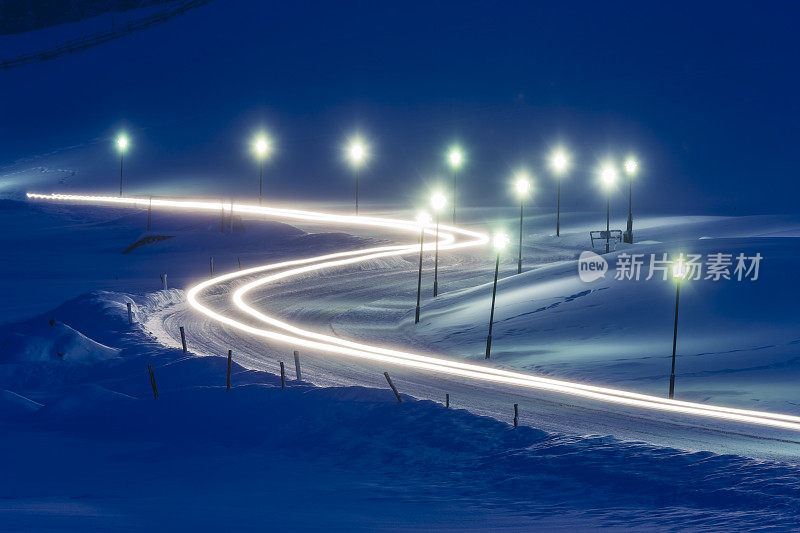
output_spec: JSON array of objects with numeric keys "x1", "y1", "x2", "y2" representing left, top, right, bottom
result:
[{"x1": 27, "y1": 192, "x2": 800, "y2": 432}]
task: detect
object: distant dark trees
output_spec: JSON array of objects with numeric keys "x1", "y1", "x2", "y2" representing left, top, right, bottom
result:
[{"x1": 0, "y1": 0, "x2": 174, "y2": 35}]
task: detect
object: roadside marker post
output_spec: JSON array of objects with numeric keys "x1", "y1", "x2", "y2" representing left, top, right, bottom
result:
[
  {"x1": 513, "y1": 404, "x2": 518, "y2": 427},
  {"x1": 280, "y1": 361, "x2": 285, "y2": 390},
  {"x1": 127, "y1": 302, "x2": 132, "y2": 324},
  {"x1": 147, "y1": 364, "x2": 159, "y2": 399},
  {"x1": 384, "y1": 372, "x2": 402, "y2": 403},
  {"x1": 179, "y1": 326, "x2": 187, "y2": 353},
  {"x1": 294, "y1": 350, "x2": 301, "y2": 381}
]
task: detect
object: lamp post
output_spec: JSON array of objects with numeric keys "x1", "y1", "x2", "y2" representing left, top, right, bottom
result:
[
  {"x1": 485, "y1": 232, "x2": 510, "y2": 359},
  {"x1": 447, "y1": 147, "x2": 463, "y2": 224},
  {"x1": 600, "y1": 164, "x2": 618, "y2": 254},
  {"x1": 414, "y1": 210, "x2": 432, "y2": 324},
  {"x1": 116, "y1": 134, "x2": 128, "y2": 197},
  {"x1": 549, "y1": 149, "x2": 568, "y2": 236},
  {"x1": 624, "y1": 157, "x2": 638, "y2": 243},
  {"x1": 512, "y1": 171, "x2": 532, "y2": 274},
  {"x1": 430, "y1": 191, "x2": 447, "y2": 297},
  {"x1": 347, "y1": 138, "x2": 368, "y2": 215},
  {"x1": 669, "y1": 256, "x2": 687, "y2": 399},
  {"x1": 253, "y1": 135, "x2": 271, "y2": 205}
]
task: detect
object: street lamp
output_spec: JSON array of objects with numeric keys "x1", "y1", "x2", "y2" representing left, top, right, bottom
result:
[
  {"x1": 512, "y1": 170, "x2": 533, "y2": 274},
  {"x1": 599, "y1": 164, "x2": 618, "y2": 253},
  {"x1": 430, "y1": 191, "x2": 447, "y2": 297},
  {"x1": 549, "y1": 149, "x2": 569, "y2": 236},
  {"x1": 485, "y1": 231, "x2": 510, "y2": 359},
  {"x1": 447, "y1": 147, "x2": 464, "y2": 224},
  {"x1": 253, "y1": 134, "x2": 272, "y2": 205},
  {"x1": 346, "y1": 138, "x2": 368, "y2": 215},
  {"x1": 624, "y1": 157, "x2": 638, "y2": 243},
  {"x1": 669, "y1": 255, "x2": 687, "y2": 399},
  {"x1": 116, "y1": 134, "x2": 129, "y2": 197},
  {"x1": 414, "y1": 210, "x2": 432, "y2": 324}
]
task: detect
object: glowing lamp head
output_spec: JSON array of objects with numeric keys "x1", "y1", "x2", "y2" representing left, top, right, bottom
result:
[
  {"x1": 347, "y1": 139, "x2": 367, "y2": 167},
  {"x1": 448, "y1": 147, "x2": 464, "y2": 169},
  {"x1": 492, "y1": 232, "x2": 510, "y2": 251},
  {"x1": 600, "y1": 165, "x2": 618, "y2": 188},
  {"x1": 430, "y1": 191, "x2": 447, "y2": 212},
  {"x1": 624, "y1": 157, "x2": 638, "y2": 176},
  {"x1": 116, "y1": 135, "x2": 128, "y2": 152},
  {"x1": 254, "y1": 136, "x2": 271, "y2": 157},
  {"x1": 416, "y1": 210, "x2": 432, "y2": 226},
  {"x1": 550, "y1": 149, "x2": 569, "y2": 175},
  {"x1": 253, "y1": 135, "x2": 272, "y2": 159},
  {"x1": 513, "y1": 172, "x2": 532, "y2": 198}
]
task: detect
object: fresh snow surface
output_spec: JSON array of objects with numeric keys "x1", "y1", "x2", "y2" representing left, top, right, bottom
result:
[{"x1": 3, "y1": 199, "x2": 800, "y2": 529}]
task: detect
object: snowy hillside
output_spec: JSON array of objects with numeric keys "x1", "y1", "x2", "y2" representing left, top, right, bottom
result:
[
  {"x1": 3, "y1": 291, "x2": 800, "y2": 531},
  {"x1": 2, "y1": 199, "x2": 800, "y2": 528},
  {"x1": 396, "y1": 214, "x2": 800, "y2": 412}
]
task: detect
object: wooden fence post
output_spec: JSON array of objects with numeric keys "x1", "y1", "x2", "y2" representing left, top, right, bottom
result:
[
  {"x1": 446, "y1": 393, "x2": 449, "y2": 408},
  {"x1": 179, "y1": 326, "x2": 187, "y2": 353},
  {"x1": 147, "y1": 364, "x2": 158, "y2": 399},
  {"x1": 293, "y1": 350, "x2": 301, "y2": 381},
  {"x1": 513, "y1": 404, "x2": 518, "y2": 427},
  {"x1": 384, "y1": 372, "x2": 402, "y2": 403},
  {"x1": 280, "y1": 361, "x2": 285, "y2": 389}
]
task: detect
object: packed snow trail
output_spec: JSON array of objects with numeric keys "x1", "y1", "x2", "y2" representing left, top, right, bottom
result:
[{"x1": 26, "y1": 192, "x2": 800, "y2": 433}]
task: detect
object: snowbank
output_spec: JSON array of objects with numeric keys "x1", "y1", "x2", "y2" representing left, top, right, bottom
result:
[
  {"x1": 0, "y1": 389, "x2": 42, "y2": 420},
  {"x1": 4, "y1": 355, "x2": 800, "y2": 530},
  {"x1": 0, "y1": 318, "x2": 119, "y2": 363}
]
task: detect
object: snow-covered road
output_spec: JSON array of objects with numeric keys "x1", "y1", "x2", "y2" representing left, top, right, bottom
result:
[{"x1": 28, "y1": 193, "x2": 800, "y2": 461}]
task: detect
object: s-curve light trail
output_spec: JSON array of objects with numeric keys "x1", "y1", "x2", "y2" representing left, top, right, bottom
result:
[{"x1": 27, "y1": 192, "x2": 800, "y2": 432}]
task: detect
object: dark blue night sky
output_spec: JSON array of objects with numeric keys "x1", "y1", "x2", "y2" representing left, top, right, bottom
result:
[{"x1": 2, "y1": 1, "x2": 798, "y2": 213}]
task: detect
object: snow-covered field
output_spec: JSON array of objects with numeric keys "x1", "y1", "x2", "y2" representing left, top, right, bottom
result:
[{"x1": 3, "y1": 198, "x2": 800, "y2": 530}]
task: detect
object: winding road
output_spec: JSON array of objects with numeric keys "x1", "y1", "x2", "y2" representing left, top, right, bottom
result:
[{"x1": 27, "y1": 192, "x2": 800, "y2": 459}]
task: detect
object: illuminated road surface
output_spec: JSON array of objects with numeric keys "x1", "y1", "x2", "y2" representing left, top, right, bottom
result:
[{"x1": 27, "y1": 193, "x2": 800, "y2": 438}]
